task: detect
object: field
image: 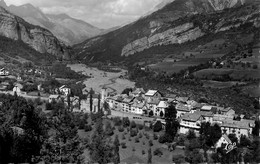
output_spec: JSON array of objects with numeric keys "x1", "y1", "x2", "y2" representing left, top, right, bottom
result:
[
  {"x1": 149, "y1": 58, "x2": 209, "y2": 74},
  {"x1": 194, "y1": 68, "x2": 260, "y2": 80},
  {"x1": 202, "y1": 80, "x2": 246, "y2": 88},
  {"x1": 68, "y1": 64, "x2": 135, "y2": 94},
  {"x1": 78, "y1": 118, "x2": 185, "y2": 164}
]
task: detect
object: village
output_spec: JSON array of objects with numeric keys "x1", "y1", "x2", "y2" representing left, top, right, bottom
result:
[{"x1": 0, "y1": 64, "x2": 259, "y2": 157}]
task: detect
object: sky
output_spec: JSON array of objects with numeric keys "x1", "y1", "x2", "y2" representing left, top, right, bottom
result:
[{"x1": 4, "y1": 0, "x2": 164, "y2": 29}]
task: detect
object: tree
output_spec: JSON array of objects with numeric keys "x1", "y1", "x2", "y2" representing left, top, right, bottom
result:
[
  {"x1": 147, "y1": 147, "x2": 152, "y2": 164},
  {"x1": 89, "y1": 88, "x2": 94, "y2": 113},
  {"x1": 187, "y1": 130, "x2": 196, "y2": 140},
  {"x1": 252, "y1": 120, "x2": 260, "y2": 136},
  {"x1": 113, "y1": 135, "x2": 120, "y2": 164},
  {"x1": 164, "y1": 103, "x2": 179, "y2": 142},
  {"x1": 89, "y1": 119, "x2": 113, "y2": 164},
  {"x1": 98, "y1": 94, "x2": 101, "y2": 112},
  {"x1": 160, "y1": 111, "x2": 164, "y2": 118},
  {"x1": 153, "y1": 121, "x2": 162, "y2": 132},
  {"x1": 105, "y1": 122, "x2": 114, "y2": 136},
  {"x1": 149, "y1": 110, "x2": 154, "y2": 117}
]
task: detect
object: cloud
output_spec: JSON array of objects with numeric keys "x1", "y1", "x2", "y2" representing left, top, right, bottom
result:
[{"x1": 4, "y1": 0, "x2": 164, "y2": 29}]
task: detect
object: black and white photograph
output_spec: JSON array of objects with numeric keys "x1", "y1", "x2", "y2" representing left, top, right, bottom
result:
[{"x1": 0, "y1": 0, "x2": 259, "y2": 163}]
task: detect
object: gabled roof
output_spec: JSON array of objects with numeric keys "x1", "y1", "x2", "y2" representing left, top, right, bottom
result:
[
  {"x1": 201, "y1": 105, "x2": 213, "y2": 111},
  {"x1": 176, "y1": 97, "x2": 189, "y2": 103},
  {"x1": 221, "y1": 107, "x2": 234, "y2": 112},
  {"x1": 145, "y1": 90, "x2": 160, "y2": 97},
  {"x1": 176, "y1": 103, "x2": 190, "y2": 112},
  {"x1": 157, "y1": 101, "x2": 168, "y2": 108},
  {"x1": 123, "y1": 96, "x2": 135, "y2": 103},
  {"x1": 182, "y1": 113, "x2": 202, "y2": 122},
  {"x1": 222, "y1": 134, "x2": 232, "y2": 143},
  {"x1": 132, "y1": 88, "x2": 145, "y2": 95},
  {"x1": 147, "y1": 99, "x2": 160, "y2": 105},
  {"x1": 195, "y1": 111, "x2": 214, "y2": 117}
]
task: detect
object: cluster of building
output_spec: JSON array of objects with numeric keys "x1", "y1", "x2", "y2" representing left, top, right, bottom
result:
[{"x1": 105, "y1": 88, "x2": 257, "y2": 139}]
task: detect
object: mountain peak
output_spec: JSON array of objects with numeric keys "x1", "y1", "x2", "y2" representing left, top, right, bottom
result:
[{"x1": 0, "y1": 0, "x2": 7, "y2": 8}]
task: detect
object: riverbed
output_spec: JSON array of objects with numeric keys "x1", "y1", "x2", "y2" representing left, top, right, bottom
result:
[{"x1": 68, "y1": 64, "x2": 135, "y2": 94}]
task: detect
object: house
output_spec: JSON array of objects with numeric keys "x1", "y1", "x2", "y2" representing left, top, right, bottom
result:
[
  {"x1": 59, "y1": 85, "x2": 71, "y2": 96},
  {"x1": 176, "y1": 97, "x2": 189, "y2": 104},
  {"x1": 0, "y1": 68, "x2": 9, "y2": 76},
  {"x1": 49, "y1": 95, "x2": 60, "y2": 103},
  {"x1": 155, "y1": 101, "x2": 169, "y2": 117},
  {"x1": 215, "y1": 134, "x2": 232, "y2": 148},
  {"x1": 130, "y1": 88, "x2": 145, "y2": 97},
  {"x1": 147, "y1": 99, "x2": 160, "y2": 116},
  {"x1": 121, "y1": 96, "x2": 135, "y2": 112},
  {"x1": 195, "y1": 111, "x2": 214, "y2": 123},
  {"x1": 144, "y1": 90, "x2": 162, "y2": 103},
  {"x1": 179, "y1": 113, "x2": 203, "y2": 135},
  {"x1": 13, "y1": 83, "x2": 23, "y2": 94},
  {"x1": 200, "y1": 105, "x2": 213, "y2": 112},
  {"x1": 219, "y1": 107, "x2": 235, "y2": 116},
  {"x1": 176, "y1": 103, "x2": 191, "y2": 118},
  {"x1": 220, "y1": 119, "x2": 255, "y2": 138},
  {"x1": 131, "y1": 101, "x2": 146, "y2": 115}
]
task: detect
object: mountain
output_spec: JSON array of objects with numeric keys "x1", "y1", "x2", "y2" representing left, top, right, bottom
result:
[
  {"x1": 0, "y1": 0, "x2": 102, "y2": 45},
  {"x1": 0, "y1": 6, "x2": 69, "y2": 60},
  {"x1": 73, "y1": 0, "x2": 259, "y2": 63}
]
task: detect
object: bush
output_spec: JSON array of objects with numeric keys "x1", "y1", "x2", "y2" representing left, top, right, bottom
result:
[
  {"x1": 143, "y1": 141, "x2": 145, "y2": 145},
  {"x1": 113, "y1": 117, "x2": 122, "y2": 126},
  {"x1": 122, "y1": 134, "x2": 126, "y2": 140},
  {"x1": 145, "y1": 133, "x2": 150, "y2": 140},
  {"x1": 142, "y1": 150, "x2": 145, "y2": 155},
  {"x1": 84, "y1": 125, "x2": 92, "y2": 132},
  {"x1": 158, "y1": 134, "x2": 171, "y2": 144},
  {"x1": 78, "y1": 120, "x2": 85, "y2": 130},
  {"x1": 153, "y1": 121, "x2": 163, "y2": 132},
  {"x1": 153, "y1": 133, "x2": 158, "y2": 140},
  {"x1": 105, "y1": 122, "x2": 114, "y2": 136},
  {"x1": 135, "y1": 137, "x2": 140, "y2": 143},
  {"x1": 130, "y1": 129, "x2": 138, "y2": 137},
  {"x1": 138, "y1": 132, "x2": 143, "y2": 138},
  {"x1": 138, "y1": 124, "x2": 144, "y2": 130},
  {"x1": 154, "y1": 148, "x2": 163, "y2": 156},
  {"x1": 149, "y1": 140, "x2": 153, "y2": 147},
  {"x1": 128, "y1": 138, "x2": 132, "y2": 141},
  {"x1": 130, "y1": 121, "x2": 136, "y2": 128},
  {"x1": 122, "y1": 117, "x2": 130, "y2": 127},
  {"x1": 121, "y1": 142, "x2": 127, "y2": 149},
  {"x1": 172, "y1": 155, "x2": 186, "y2": 164},
  {"x1": 118, "y1": 126, "x2": 124, "y2": 132}
]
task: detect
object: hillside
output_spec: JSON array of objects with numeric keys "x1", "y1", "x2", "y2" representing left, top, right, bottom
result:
[
  {"x1": 0, "y1": 6, "x2": 69, "y2": 60},
  {"x1": 0, "y1": 0, "x2": 102, "y2": 45},
  {"x1": 73, "y1": 0, "x2": 259, "y2": 65}
]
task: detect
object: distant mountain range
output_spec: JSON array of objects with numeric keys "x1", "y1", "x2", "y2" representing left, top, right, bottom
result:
[
  {"x1": 73, "y1": 0, "x2": 259, "y2": 63},
  {"x1": 0, "y1": 0, "x2": 102, "y2": 45},
  {"x1": 0, "y1": 6, "x2": 69, "y2": 61}
]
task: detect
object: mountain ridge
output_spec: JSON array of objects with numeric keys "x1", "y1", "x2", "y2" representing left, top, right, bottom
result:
[
  {"x1": 0, "y1": 0, "x2": 102, "y2": 45},
  {"x1": 73, "y1": 0, "x2": 258, "y2": 63}
]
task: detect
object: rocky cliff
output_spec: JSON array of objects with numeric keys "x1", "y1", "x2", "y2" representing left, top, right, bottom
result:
[
  {"x1": 73, "y1": 0, "x2": 258, "y2": 62},
  {"x1": 0, "y1": 7, "x2": 69, "y2": 59}
]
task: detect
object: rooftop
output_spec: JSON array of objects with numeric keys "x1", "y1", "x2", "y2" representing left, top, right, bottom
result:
[
  {"x1": 182, "y1": 113, "x2": 202, "y2": 122},
  {"x1": 145, "y1": 90, "x2": 158, "y2": 97},
  {"x1": 157, "y1": 101, "x2": 168, "y2": 108}
]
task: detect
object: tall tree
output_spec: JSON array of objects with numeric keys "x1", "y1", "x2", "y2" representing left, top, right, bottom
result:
[
  {"x1": 252, "y1": 120, "x2": 260, "y2": 136},
  {"x1": 164, "y1": 103, "x2": 179, "y2": 142},
  {"x1": 113, "y1": 135, "x2": 120, "y2": 164},
  {"x1": 89, "y1": 119, "x2": 113, "y2": 164},
  {"x1": 89, "y1": 88, "x2": 94, "y2": 113},
  {"x1": 98, "y1": 94, "x2": 101, "y2": 112},
  {"x1": 147, "y1": 147, "x2": 152, "y2": 164}
]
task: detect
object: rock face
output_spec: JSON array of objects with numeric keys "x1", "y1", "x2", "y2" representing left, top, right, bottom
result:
[
  {"x1": 73, "y1": 0, "x2": 257, "y2": 62},
  {"x1": 0, "y1": 1, "x2": 101, "y2": 45},
  {"x1": 0, "y1": 7, "x2": 68, "y2": 59},
  {"x1": 121, "y1": 23, "x2": 204, "y2": 56}
]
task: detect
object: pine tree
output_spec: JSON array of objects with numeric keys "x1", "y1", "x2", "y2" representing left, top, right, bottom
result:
[
  {"x1": 89, "y1": 88, "x2": 94, "y2": 113},
  {"x1": 113, "y1": 135, "x2": 120, "y2": 164},
  {"x1": 164, "y1": 103, "x2": 179, "y2": 142}
]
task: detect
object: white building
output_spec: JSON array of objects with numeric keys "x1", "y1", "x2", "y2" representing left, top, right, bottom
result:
[
  {"x1": 179, "y1": 113, "x2": 203, "y2": 135},
  {"x1": 215, "y1": 134, "x2": 232, "y2": 148},
  {"x1": 0, "y1": 68, "x2": 9, "y2": 76},
  {"x1": 144, "y1": 90, "x2": 162, "y2": 103},
  {"x1": 155, "y1": 101, "x2": 169, "y2": 117},
  {"x1": 59, "y1": 85, "x2": 71, "y2": 96}
]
